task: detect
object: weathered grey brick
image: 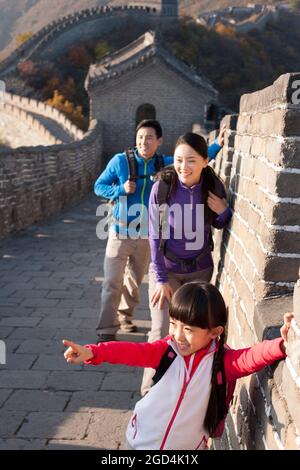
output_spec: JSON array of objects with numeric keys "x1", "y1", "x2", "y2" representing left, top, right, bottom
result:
[
  {"x1": 101, "y1": 371, "x2": 143, "y2": 392},
  {"x1": 0, "y1": 389, "x2": 12, "y2": 407},
  {"x1": 254, "y1": 295, "x2": 293, "y2": 341},
  {"x1": 46, "y1": 371, "x2": 104, "y2": 391},
  {"x1": 2, "y1": 353, "x2": 37, "y2": 370},
  {"x1": 281, "y1": 365, "x2": 300, "y2": 431},
  {"x1": 3, "y1": 390, "x2": 70, "y2": 412},
  {"x1": 8, "y1": 327, "x2": 57, "y2": 340},
  {"x1": 0, "y1": 370, "x2": 48, "y2": 389},
  {"x1": 264, "y1": 257, "x2": 299, "y2": 283},
  {"x1": 46, "y1": 439, "x2": 99, "y2": 450},
  {"x1": 17, "y1": 412, "x2": 90, "y2": 439},
  {"x1": 33, "y1": 354, "x2": 82, "y2": 371},
  {"x1": 86, "y1": 410, "x2": 131, "y2": 448},
  {"x1": 0, "y1": 411, "x2": 27, "y2": 438},
  {"x1": 0, "y1": 316, "x2": 42, "y2": 327},
  {"x1": 16, "y1": 339, "x2": 64, "y2": 355},
  {"x1": 66, "y1": 390, "x2": 132, "y2": 412},
  {"x1": 293, "y1": 277, "x2": 300, "y2": 324},
  {"x1": 0, "y1": 438, "x2": 46, "y2": 450}
]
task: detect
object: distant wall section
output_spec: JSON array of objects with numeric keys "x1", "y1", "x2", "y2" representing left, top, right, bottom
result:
[
  {"x1": 0, "y1": 6, "x2": 163, "y2": 76},
  {"x1": 0, "y1": 119, "x2": 103, "y2": 236}
]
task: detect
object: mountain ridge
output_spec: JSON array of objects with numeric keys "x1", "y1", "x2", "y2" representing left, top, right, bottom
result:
[{"x1": 0, "y1": 0, "x2": 286, "y2": 59}]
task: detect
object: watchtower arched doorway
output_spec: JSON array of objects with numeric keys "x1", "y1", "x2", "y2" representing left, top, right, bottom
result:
[{"x1": 135, "y1": 103, "x2": 156, "y2": 127}]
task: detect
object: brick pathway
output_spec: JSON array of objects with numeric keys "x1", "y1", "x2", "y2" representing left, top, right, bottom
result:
[{"x1": 0, "y1": 194, "x2": 150, "y2": 450}]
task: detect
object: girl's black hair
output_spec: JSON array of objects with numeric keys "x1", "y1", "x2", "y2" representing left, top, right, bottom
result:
[
  {"x1": 169, "y1": 281, "x2": 228, "y2": 436},
  {"x1": 156, "y1": 132, "x2": 223, "y2": 221}
]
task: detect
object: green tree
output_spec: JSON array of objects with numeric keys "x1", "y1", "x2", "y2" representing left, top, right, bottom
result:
[
  {"x1": 95, "y1": 41, "x2": 111, "y2": 61},
  {"x1": 290, "y1": 1, "x2": 300, "y2": 11}
]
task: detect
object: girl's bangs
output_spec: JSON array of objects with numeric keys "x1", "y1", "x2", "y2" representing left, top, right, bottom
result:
[{"x1": 169, "y1": 283, "x2": 210, "y2": 329}]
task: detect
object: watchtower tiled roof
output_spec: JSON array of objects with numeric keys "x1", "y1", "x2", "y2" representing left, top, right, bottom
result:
[{"x1": 85, "y1": 31, "x2": 217, "y2": 96}]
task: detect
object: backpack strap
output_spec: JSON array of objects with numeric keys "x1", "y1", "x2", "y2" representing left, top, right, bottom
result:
[
  {"x1": 125, "y1": 149, "x2": 164, "y2": 181},
  {"x1": 156, "y1": 179, "x2": 172, "y2": 253},
  {"x1": 125, "y1": 147, "x2": 138, "y2": 181},
  {"x1": 154, "y1": 154, "x2": 165, "y2": 173},
  {"x1": 152, "y1": 345, "x2": 177, "y2": 385}
]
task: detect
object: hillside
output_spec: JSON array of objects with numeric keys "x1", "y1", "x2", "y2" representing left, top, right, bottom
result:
[
  {"x1": 2, "y1": 1, "x2": 299, "y2": 130},
  {"x1": 6, "y1": 7, "x2": 300, "y2": 125},
  {"x1": 0, "y1": 0, "x2": 108, "y2": 60},
  {"x1": 179, "y1": 0, "x2": 284, "y2": 17},
  {"x1": 0, "y1": 1, "x2": 287, "y2": 59},
  {"x1": 163, "y1": 11, "x2": 300, "y2": 110}
]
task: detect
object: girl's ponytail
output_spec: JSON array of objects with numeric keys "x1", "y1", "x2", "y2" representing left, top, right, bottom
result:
[
  {"x1": 204, "y1": 331, "x2": 227, "y2": 436},
  {"x1": 169, "y1": 282, "x2": 229, "y2": 436}
]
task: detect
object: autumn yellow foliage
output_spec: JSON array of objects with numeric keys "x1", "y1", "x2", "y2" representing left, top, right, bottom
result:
[
  {"x1": 16, "y1": 32, "x2": 34, "y2": 47},
  {"x1": 45, "y1": 90, "x2": 88, "y2": 130}
]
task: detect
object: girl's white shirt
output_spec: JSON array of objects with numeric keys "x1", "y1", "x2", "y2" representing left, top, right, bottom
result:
[{"x1": 126, "y1": 339, "x2": 216, "y2": 450}]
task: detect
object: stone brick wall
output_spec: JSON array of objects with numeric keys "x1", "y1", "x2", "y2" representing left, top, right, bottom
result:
[
  {"x1": 0, "y1": 104, "x2": 60, "y2": 148},
  {"x1": 2, "y1": 93, "x2": 84, "y2": 142},
  {"x1": 0, "y1": 119, "x2": 103, "y2": 236},
  {"x1": 210, "y1": 72, "x2": 300, "y2": 449},
  {"x1": 90, "y1": 58, "x2": 216, "y2": 158}
]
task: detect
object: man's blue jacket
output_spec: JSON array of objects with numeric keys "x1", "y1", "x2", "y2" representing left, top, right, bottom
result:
[{"x1": 94, "y1": 140, "x2": 222, "y2": 236}]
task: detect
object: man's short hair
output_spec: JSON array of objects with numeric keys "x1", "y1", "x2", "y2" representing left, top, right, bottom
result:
[{"x1": 136, "y1": 119, "x2": 163, "y2": 139}]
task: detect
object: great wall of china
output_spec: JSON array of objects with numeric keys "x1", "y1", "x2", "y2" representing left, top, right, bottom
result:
[
  {"x1": 0, "y1": 3, "x2": 299, "y2": 449},
  {"x1": 0, "y1": 6, "x2": 163, "y2": 77}
]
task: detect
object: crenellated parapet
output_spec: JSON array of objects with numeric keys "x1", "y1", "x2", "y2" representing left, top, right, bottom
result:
[
  {"x1": 1, "y1": 92, "x2": 84, "y2": 143},
  {"x1": 210, "y1": 72, "x2": 300, "y2": 450},
  {"x1": 0, "y1": 101, "x2": 62, "y2": 147},
  {"x1": 0, "y1": 119, "x2": 103, "y2": 236},
  {"x1": 0, "y1": 5, "x2": 161, "y2": 77}
]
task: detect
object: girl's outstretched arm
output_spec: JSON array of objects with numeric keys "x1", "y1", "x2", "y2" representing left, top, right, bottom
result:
[
  {"x1": 224, "y1": 313, "x2": 294, "y2": 382},
  {"x1": 63, "y1": 339, "x2": 94, "y2": 364},
  {"x1": 63, "y1": 338, "x2": 170, "y2": 369},
  {"x1": 224, "y1": 338, "x2": 286, "y2": 382}
]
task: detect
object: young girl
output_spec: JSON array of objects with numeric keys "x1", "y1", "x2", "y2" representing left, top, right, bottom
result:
[
  {"x1": 63, "y1": 282, "x2": 292, "y2": 451},
  {"x1": 142, "y1": 132, "x2": 232, "y2": 394}
]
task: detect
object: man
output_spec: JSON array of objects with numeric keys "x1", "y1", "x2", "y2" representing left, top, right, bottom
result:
[{"x1": 94, "y1": 120, "x2": 224, "y2": 342}]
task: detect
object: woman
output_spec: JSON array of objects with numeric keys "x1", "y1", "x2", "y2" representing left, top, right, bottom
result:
[{"x1": 141, "y1": 132, "x2": 232, "y2": 394}]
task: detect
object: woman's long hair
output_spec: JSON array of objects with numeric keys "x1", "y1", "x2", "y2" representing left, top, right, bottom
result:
[{"x1": 169, "y1": 281, "x2": 228, "y2": 435}]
